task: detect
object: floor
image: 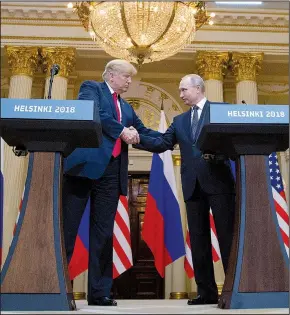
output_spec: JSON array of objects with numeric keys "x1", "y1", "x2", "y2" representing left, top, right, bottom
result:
[{"x1": 2, "y1": 299, "x2": 289, "y2": 314}]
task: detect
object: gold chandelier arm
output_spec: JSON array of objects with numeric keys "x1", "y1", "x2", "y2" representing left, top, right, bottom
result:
[
  {"x1": 120, "y1": 2, "x2": 138, "y2": 47},
  {"x1": 150, "y1": 2, "x2": 177, "y2": 47}
]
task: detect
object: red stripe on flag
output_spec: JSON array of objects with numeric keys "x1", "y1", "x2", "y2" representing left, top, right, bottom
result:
[
  {"x1": 114, "y1": 211, "x2": 131, "y2": 245},
  {"x1": 113, "y1": 263, "x2": 119, "y2": 279},
  {"x1": 280, "y1": 228, "x2": 289, "y2": 246},
  {"x1": 113, "y1": 234, "x2": 132, "y2": 270},
  {"x1": 274, "y1": 200, "x2": 289, "y2": 224},
  {"x1": 184, "y1": 258, "x2": 194, "y2": 278}
]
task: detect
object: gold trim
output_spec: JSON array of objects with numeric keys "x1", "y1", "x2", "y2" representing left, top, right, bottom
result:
[
  {"x1": 1, "y1": 36, "x2": 288, "y2": 47},
  {"x1": 40, "y1": 47, "x2": 76, "y2": 78},
  {"x1": 232, "y1": 52, "x2": 264, "y2": 82},
  {"x1": 73, "y1": 292, "x2": 86, "y2": 300},
  {"x1": 170, "y1": 292, "x2": 189, "y2": 299},
  {"x1": 173, "y1": 154, "x2": 181, "y2": 166},
  {"x1": 5, "y1": 46, "x2": 39, "y2": 77},
  {"x1": 217, "y1": 284, "x2": 223, "y2": 296},
  {"x1": 196, "y1": 51, "x2": 229, "y2": 81}
]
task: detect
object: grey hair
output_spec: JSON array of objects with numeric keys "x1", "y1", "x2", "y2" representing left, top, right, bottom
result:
[
  {"x1": 181, "y1": 74, "x2": 205, "y2": 93},
  {"x1": 102, "y1": 59, "x2": 137, "y2": 81}
]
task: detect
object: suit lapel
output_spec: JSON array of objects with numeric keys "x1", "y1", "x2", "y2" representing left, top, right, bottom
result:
[{"x1": 101, "y1": 82, "x2": 117, "y2": 120}]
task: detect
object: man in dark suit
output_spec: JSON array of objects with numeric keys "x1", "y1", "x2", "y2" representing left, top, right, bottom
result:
[
  {"x1": 62, "y1": 59, "x2": 160, "y2": 306},
  {"x1": 137, "y1": 74, "x2": 236, "y2": 305}
]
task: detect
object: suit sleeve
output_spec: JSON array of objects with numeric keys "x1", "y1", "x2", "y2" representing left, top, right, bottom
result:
[
  {"x1": 136, "y1": 121, "x2": 177, "y2": 153},
  {"x1": 78, "y1": 81, "x2": 123, "y2": 140}
]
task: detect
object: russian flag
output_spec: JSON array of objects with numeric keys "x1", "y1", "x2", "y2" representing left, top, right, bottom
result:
[
  {"x1": 0, "y1": 139, "x2": 4, "y2": 266},
  {"x1": 142, "y1": 110, "x2": 185, "y2": 277},
  {"x1": 68, "y1": 200, "x2": 89, "y2": 280}
]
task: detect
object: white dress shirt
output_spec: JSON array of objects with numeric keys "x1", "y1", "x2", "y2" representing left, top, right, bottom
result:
[
  {"x1": 191, "y1": 97, "x2": 207, "y2": 122},
  {"x1": 105, "y1": 81, "x2": 122, "y2": 122}
]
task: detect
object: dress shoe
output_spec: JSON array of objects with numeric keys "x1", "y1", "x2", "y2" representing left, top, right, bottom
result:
[
  {"x1": 88, "y1": 296, "x2": 117, "y2": 306},
  {"x1": 187, "y1": 295, "x2": 218, "y2": 305}
]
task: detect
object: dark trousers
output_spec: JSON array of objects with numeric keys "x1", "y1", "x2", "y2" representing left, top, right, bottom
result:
[
  {"x1": 62, "y1": 157, "x2": 121, "y2": 300},
  {"x1": 185, "y1": 181, "x2": 235, "y2": 299}
]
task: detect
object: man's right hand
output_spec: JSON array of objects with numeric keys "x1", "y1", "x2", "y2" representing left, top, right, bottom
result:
[{"x1": 120, "y1": 127, "x2": 140, "y2": 144}]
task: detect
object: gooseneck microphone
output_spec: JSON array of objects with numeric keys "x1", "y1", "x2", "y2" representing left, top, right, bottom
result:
[
  {"x1": 241, "y1": 100, "x2": 247, "y2": 105},
  {"x1": 47, "y1": 64, "x2": 60, "y2": 99},
  {"x1": 51, "y1": 64, "x2": 60, "y2": 76}
]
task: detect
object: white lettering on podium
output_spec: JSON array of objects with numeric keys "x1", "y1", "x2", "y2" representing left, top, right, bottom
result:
[
  {"x1": 14, "y1": 105, "x2": 53, "y2": 113},
  {"x1": 228, "y1": 110, "x2": 264, "y2": 118}
]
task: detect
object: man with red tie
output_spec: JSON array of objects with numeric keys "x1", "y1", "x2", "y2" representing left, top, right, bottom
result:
[{"x1": 62, "y1": 59, "x2": 160, "y2": 306}]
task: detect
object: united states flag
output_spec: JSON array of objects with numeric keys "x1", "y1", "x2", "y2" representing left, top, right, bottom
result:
[
  {"x1": 184, "y1": 209, "x2": 221, "y2": 279},
  {"x1": 269, "y1": 153, "x2": 289, "y2": 256}
]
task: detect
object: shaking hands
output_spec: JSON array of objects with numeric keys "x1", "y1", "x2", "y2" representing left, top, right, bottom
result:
[{"x1": 120, "y1": 126, "x2": 140, "y2": 144}]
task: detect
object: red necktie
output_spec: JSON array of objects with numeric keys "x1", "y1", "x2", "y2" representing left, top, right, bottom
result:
[{"x1": 112, "y1": 92, "x2": 121, "y2": 157}]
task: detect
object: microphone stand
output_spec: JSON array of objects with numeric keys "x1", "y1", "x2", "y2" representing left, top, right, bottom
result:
[{"x1": 47, "y1": 64, "x2": 59, "y2": 99}]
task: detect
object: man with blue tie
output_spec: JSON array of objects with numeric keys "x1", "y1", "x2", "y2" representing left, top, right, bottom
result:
[
  {"x1": 137, "y1": 74, "x2": 236, "y2": 305},
  {"x1": 62, "y1": 59, "x2": 160, "y2": 306}
]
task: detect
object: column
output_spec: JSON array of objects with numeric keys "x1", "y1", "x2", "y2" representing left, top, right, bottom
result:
[
  {"x1": 165, "y1": 154, "x2": 188, "y2": 299},
  {"x1": 40, "y1": 47, "x2": 76, "y2": 100},
  {"x1": 2, "y1": 46, "x2": 38, "y2": 266},
  {"x1": 196, "y1": 51, "x2": 229, "y2": 296},
  {"x1": 232, "y1": 52, "x2": 264, "y2": 104},
  {"x1": 196, "y1": 51, "x2": 229, "y2": 102}
]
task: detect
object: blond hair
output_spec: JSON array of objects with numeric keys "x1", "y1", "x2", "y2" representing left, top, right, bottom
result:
[{"x1": 102, "y1": 59, "x2": 137, "y2": 80}]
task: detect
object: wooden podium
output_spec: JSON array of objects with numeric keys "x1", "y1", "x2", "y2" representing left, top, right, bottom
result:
[
  {"x1": 196, "y1": 103, "x2": 289, "y2": 309},
  {"x1": 0, "y1": 98, "x2": 102, "y2": 311}
]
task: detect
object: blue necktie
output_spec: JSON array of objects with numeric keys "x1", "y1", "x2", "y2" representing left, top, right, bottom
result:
[{"x1": 191, "y1": 105, "x2": 199, "y2": 141}]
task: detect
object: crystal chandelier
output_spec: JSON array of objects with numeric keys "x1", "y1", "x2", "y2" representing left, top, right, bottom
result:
[{"x1": 74, "y1": 1, "x2": 212, "y2": 65}]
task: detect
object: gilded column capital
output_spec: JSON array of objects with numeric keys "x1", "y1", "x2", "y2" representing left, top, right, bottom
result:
[
  {"x1": 5, "y1": 46, "x2": 39, "y2": 77},
  {"x1": 196, "y1": 51, "x2": 229, "y2": 81},
  {"x1": 232, "y1": 52, "x2": 264, "y2": 82},
  {"x1": 172, "y1": 154, "x2": 181, "y2": 166},
  {"x1": 40, "y1": 47, "x2": 76, "y2": 78}
]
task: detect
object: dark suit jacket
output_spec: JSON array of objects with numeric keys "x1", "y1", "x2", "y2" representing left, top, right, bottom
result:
[
  {"x1": 139, "y1": 101, "x2": 235, "y2": 201},
  {"x1": 63, "y1": 80, "x2": 160, "y2": 195}
]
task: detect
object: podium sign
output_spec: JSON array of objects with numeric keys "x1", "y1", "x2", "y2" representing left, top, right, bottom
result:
[
  {"x1": 1, "y1": 98, "x2": 102, "y2": 311},
  {"x1": 196, "y1": 104, "x2": 289, "y2": 309}
]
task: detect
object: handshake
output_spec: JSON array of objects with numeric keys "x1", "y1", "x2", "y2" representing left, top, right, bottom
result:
[{"x1": 120, "y1": 126, "x2": 140, "y2": 144}]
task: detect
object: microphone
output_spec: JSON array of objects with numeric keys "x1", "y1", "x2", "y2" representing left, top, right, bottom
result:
[
  {"x1": 47, "y1": 64, "x2": 60, "y2": 99},
  {"x1": 241, "y1": 100, "x2": 247, "y2": 105},
  {"x1": 51, "y1": 64, "x2": 60, "y2": 76}
]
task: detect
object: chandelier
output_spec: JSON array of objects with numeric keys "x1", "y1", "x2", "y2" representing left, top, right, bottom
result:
[{"x1": 74, "y1": 1, "x2": 213, "y2": 65}]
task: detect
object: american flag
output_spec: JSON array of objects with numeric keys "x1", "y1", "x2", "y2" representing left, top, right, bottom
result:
[
  {"x1": 184, "y1": 209, "x2": 221, "y2": 279},
  {"x1": 269, "y1": 153, "x2": 289, "y2": 256},
  {"x1": 13, "y1": 191, "x2": 133, "y2": 279},
  {"x1": 113, "y1": 195, "x2": 133, "y2": 278}
]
